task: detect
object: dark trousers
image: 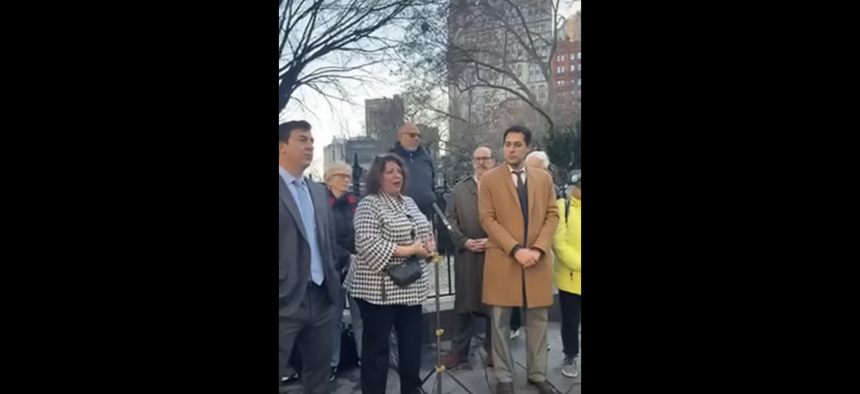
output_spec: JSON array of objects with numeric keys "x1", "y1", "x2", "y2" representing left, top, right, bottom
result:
[
  {"x1": 355, "y1": 298, "x2": 423, "y2": 394},
  {"x1": 279, "y1": 283, "x2": 334, "y2": 394},
  {"x1": 451, "y1": 311, "x2": 492, "y2": 359},
  {"x1": 510, "y1": 308, "x2": 522, "y2": 331},
  {"x1": 559, "y1": 291, "x2": 582, "y2": 357}
]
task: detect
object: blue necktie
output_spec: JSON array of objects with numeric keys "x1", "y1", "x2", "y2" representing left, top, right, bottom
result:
[{"x1": 294, "y1": 179, "x2": 324, "y2": 285}]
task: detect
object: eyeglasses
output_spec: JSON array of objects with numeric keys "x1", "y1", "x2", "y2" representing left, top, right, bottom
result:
[
  {"x1": 473, "y1": 157, "x2": 493, "y2": 162},
  {"x1": 333, "y1": 174, "x2": 352, "y2": 181}
]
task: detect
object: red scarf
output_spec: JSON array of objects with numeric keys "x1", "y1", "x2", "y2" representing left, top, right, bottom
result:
[{"x1": 329, "y1": 194, "x2": 357, "y2": 214}]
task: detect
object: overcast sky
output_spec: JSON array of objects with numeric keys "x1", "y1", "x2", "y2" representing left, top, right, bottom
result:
[{"x1": 282, "y1": 0, "x2": 581, "y2": 172}]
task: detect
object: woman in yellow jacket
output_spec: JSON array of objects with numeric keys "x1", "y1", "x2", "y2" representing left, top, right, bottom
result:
[{"x1": 553, "y1": 178, "x2": 581, "y2": 378}]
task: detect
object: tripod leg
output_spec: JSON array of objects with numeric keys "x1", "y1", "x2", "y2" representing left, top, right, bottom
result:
[
  {"x1": 422, "y1": 372, "x2": 439, "y2": 394},
  {"x1": 443, "y1": 370, "x2": 478, "y2": 394},
  {"x1": 421, "y1": 209, "x2": 482, "y2": 394}
]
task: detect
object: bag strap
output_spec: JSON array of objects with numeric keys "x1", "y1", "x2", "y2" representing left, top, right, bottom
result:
[{"x1": 565, "y1": 195, "x2": 572, "y2": 224}]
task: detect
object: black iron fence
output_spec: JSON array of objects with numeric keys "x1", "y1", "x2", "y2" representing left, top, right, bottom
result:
[
  {"x1": 345, "y1": 153, "x2": 466, "y2": 299},
  {"x1": 342, "y1": 187, "x2": 457, "y2": 299}
]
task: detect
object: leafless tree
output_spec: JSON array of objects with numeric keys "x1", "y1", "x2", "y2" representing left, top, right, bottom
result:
[
  {"x1": 305, "y1": 157, "x2": 325, "y2": 181},
  {"x1": 399, "y1": 0, "x2": 581, "y2": 146},
  {"x1": 279, "y1": 0, "x2": 422, "y2": 115}
]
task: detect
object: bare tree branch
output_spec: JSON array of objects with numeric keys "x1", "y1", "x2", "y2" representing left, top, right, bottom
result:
[
  {"x1": 279, "y1": 0, "x2": 422, "y2": 114},
  {"x1": 400, "y1": 0, "x2": 578, "y2": 133}
]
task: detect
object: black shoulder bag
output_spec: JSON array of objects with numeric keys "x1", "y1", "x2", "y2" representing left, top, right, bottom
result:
[{"x1": 386, "y1": 213, "x2": 424, "y2": 288}]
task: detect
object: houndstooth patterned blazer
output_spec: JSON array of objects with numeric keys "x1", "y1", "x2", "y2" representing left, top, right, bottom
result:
[{"x1": 345, "y1": 192, "x2": 432, "y2": 306}]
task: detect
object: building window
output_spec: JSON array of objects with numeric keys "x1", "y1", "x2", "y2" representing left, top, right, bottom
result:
[
  {"x1": 570, "y1": 53, "x2": 575, "y2": 60},
  {"x1": 577, "y1": 52, "x2": 582, "y2": 60},
  {"x1": 529, "y1": 64, "x2": 541, "y2": 82},
  {"x1": 557, "y1": 80, "x2": 564, "y2": 86},
  {"x1": 578, "y1": 64, "x2": 581, "y2": 71},
  {"x1": 578, "y1": 78, "x2": 581, "y2": 86},
  {"x1": 570, "y1": 80, "x2": 575, "y2": 86},
  {"x1": 557, "y1": 66, "x2": 565, "y2": 73}
]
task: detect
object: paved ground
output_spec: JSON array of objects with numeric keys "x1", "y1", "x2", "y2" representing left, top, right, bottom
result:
[{"x1": 282, "y1": 322, "x2": 581, "y2": 394}]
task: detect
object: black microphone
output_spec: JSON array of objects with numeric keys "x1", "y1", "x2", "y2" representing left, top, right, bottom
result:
[{"x1": 431, "y1": 202, "x2": 452, "y2": 231}]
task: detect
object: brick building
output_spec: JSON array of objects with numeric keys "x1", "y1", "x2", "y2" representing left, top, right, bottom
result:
[{"x1": 552, "y1": 13, "x2": 581, "y2": 97}]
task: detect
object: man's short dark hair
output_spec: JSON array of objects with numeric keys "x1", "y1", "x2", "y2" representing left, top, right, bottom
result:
[
  {"x1": 503, "y1": 125, "x2": 533, "y2": 146},
  {"x1": 364, "y1": 154, "x2": 408, "y2": 197},
  {"x1": 279, "y1": 120, "x2": 312, "y2": 143}
]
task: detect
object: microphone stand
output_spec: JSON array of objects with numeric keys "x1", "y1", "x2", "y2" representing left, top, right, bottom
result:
[{"x1": 419, "y1": 202, "x2": 476, "y2": 394}]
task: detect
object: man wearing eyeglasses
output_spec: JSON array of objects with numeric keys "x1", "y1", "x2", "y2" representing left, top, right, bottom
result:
[
  {"x1": 442, "y1": 147, "x2": 496, "y2": 370},
  {"x1": 390, "y1": 123, "x2": 436, "y2": 221}
]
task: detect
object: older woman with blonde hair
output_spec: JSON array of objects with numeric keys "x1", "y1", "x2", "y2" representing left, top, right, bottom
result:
[
  {"x1": 526, "y1": 151, "x2": 551, "y2": 171},
  {"x1": 527, "y1": 151, "x2": 563, "y2": 199},
  {"x1": 324, "y1": 161, "x2": 360, "y2": 380}
]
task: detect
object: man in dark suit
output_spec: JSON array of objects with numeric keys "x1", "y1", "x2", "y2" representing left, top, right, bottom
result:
[{"x1": 279, "y1": 120, "x2": 341, "y2": 394}]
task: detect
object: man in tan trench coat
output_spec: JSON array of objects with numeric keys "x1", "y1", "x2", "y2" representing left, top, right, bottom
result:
[
  {"x1": 442, "y1": 147, "x2": 495, "y2": 370},
  {"x1": 478, "y1": 126, "x2": 559, "y2": 394}
]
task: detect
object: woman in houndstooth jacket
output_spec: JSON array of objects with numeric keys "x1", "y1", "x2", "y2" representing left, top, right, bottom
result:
[{"x1": 346, "y1": 154, "x2": 434, "y2": 394}]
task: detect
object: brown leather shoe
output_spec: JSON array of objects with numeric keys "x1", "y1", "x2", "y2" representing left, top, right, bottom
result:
[
  {"x1": 441, "y1": 353, "x2": 466, "y2": 369},
  {"x1": 528, "y1": 380, "x2": 560, "y2": 394},
  {"x1": 496, "y1": 382, "x2": 514, "y2": 394}
]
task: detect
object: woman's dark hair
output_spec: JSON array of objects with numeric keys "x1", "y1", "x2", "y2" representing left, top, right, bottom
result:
[{"x1": 364, "y1": 154, "x2": 408, "y2": 197}]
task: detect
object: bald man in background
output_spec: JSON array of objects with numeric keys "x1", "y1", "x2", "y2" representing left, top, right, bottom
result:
[{"x1": 389, "y1": 123, "x2": 437, "y2": 220}]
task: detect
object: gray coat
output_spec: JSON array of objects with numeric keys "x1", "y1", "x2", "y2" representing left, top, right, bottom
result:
[
  {"x1": 446, "y1": 177, "x2": 488, "y2": 314},
  {"x1": 279, "y1": 175, "x2": 341, "y2": 317}
]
